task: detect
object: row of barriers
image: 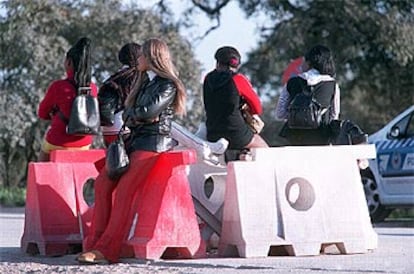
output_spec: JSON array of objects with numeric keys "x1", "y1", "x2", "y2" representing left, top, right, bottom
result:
[{"x1": 21, "y1": 127, "x2": 378, "y2": 259}]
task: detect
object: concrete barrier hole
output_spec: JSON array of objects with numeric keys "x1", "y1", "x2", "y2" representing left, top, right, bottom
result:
[
  {"x1": 204, "y1": 177, "x2": 214, "y2": 199},
  {"x1": 83, "y1": 178, "x2": 95, "y2": 206},
  {"x1": 285, "y1": 177, "x2": 315, "y2": 211}
]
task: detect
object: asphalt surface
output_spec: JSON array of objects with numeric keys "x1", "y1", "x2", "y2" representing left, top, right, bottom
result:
[{"x1": 0, "y1": 206, "x2": 413, "y2": 274}]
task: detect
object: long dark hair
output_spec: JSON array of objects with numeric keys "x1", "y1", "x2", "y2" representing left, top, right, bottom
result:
[
  {"x1": 304, "y1": 44, "x2": 336, "y2": 77},
  {"x1": 104, "y1": 43, "x2": 142, "y2": 103},
  {"x1": 66, "y1": 37, "x2": 92, "y2": 88}
]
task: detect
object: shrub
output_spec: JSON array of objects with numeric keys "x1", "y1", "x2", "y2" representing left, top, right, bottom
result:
[{"x1": 0, "y1": 187, "x2": 26, "y2": 207}]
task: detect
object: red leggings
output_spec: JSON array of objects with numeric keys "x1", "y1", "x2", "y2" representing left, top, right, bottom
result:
[{"x1": 84, "y1": 150, "x2": 159, "y2": 263}]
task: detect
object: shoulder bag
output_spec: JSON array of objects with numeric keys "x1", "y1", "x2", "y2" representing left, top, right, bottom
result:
[
  {"x1": 241, "y1": 103, "x2": 265, "y2": 134},
  {"x1": 106, "y1": 123, "x2": 130, "y2": 180}
]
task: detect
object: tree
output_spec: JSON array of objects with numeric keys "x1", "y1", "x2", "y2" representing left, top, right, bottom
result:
[{"x1": 0, "y1": 0, "x2": 203, "y2": 187}]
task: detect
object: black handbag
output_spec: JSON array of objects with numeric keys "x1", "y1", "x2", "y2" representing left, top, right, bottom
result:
[
  {"x1": 67, "y1": 89, "x2": 100, "y2": 135},
  {"x1": 329, "y1": 119, "x2": 368, "y2": 145},
  {"x1": 106, "y1": 124, "x2": 130, "y2": 180},
  {"x1": 57, "y1": 83, "x2": 100, "y2": 135}
]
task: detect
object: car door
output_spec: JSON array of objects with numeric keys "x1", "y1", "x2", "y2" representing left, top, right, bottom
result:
[{"x1": 375, "y1": 109, "x2": 414, "y2": 197}]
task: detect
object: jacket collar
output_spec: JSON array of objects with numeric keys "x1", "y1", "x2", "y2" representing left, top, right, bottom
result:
[{"x1": 299, "y1": 68, "x2": 335, "y2": 86}]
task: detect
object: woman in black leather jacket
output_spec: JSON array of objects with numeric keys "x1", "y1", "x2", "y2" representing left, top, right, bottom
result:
[{"x1": 77, "y1": 38, "x2": 186, "y2": 264}]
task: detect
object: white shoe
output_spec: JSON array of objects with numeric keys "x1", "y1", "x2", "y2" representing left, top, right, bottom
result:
[{"x1": 206, "y1": 138, "x2": 228, "y2": 155}]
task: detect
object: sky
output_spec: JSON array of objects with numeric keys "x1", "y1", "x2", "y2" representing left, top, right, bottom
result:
[{"x1": 136, "y1": 1, "x2": 260, "y2": 75}]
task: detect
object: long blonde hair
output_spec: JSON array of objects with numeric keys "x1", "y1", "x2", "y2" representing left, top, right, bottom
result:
[{"x1": 125, "y1": 38, "x2": 186, "y2": 116}]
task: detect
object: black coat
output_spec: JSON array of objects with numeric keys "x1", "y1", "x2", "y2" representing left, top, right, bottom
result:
[
  {"x1": 98, "y1": 68, "x2": 135, "y2": 126},
  {"x1": 123, "y1": 76, "x2": 176, "y2": 153},
  {"x1": 203, "y1": 69, "x2": 253, "y2": 149}
]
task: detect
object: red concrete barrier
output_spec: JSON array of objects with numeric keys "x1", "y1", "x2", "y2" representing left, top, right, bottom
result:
[
  {"x1": 50, "y1": 149, "x2": 105, "y2": 163},
  {"x1": 21, "y1": 161, "x2": 99, "y2": 256},
  {"x1": 71, "y1": 163, "x2": 98, "y2": 240},
  {"x1": 124, "y1": 149, "x2": 204, "y2": 259},
  {"x1": 21, "y1": 149, "x2": 203, "y2": 259}
]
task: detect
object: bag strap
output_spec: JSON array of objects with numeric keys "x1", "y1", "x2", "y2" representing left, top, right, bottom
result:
[
  {"x1": 117, "y1": 114, "x2": 130, "y2": 137},
  {"x1": 302, "y1": 81, "x2": 314, "y2": 96},
  {"x1": 67, "y1": 78, "x2": 91, "y2": 95},
  {"x1": 78, "y1": 86, "x2": 92, "y2": 95},
  {"x1": 57, "y1": 109, "x2": 69, "y2": 124},
  {"x1": 118, "y1": 122, "x2": 127, "y2": 137},
  {"x1": 303, "y1": 82, "x2": 323, "y2": 108}
]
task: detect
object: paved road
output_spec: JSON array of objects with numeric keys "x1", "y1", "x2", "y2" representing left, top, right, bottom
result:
[{"x1": 0, "y1": 207, "x2": 413, "y2": 274}]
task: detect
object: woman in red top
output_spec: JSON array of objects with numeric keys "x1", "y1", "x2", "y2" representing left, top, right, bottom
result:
[
  {"x1": 37, "y1": 37, "x2": 98, "y2": 161},
  {"x1": 203, "y1": 46, "x2": 268, "y2": 161}
]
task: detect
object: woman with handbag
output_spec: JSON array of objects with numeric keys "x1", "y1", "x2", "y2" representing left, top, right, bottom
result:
[
  {"x1": 98, "y1": 42, "x2": 142, "y2": 146},
  {"x1": 77, "y1": 38, "x2": 186, "y2": 264},
  {"x1": 203, "y1": 46, "x2": 268, "y2": 162},
  {"x1": 37, "y1": 37, "x2": 98, "y2": 161}
]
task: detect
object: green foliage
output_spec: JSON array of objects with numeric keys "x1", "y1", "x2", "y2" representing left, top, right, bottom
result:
[
  {"x1": 0, "y1": 0, "x2": 203, "y2": 187},
  {"x1": 0, "y1": 186, "x2": 26, "y2": 207}
]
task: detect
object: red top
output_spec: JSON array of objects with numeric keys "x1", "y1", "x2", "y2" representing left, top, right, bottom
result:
[
  {"x1": 232, "y1": 73, "x2": 262, "y2": 114},
  {"x1": 38, "y1": 71, "x2": 98, "y2": 147}
]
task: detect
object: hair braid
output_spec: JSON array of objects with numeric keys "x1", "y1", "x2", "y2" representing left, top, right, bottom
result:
[{"x1": 66, "y1": 37, "x2": 92, "y2": 89}]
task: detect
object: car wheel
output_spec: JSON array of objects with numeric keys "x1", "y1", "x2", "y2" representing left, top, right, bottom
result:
[{"x1": 360, "y1": 169, "x2": 392, "y2": 222}]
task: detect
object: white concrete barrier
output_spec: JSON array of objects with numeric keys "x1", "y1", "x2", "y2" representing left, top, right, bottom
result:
[
  {"x1": 219, "y1": 145, "x2": 378, "y2": 257},
  {"x1": 171, "y1": 121, "x2": 227, "y2": 217},
  {"x1": 171, "y1": 122, "x2": 227, "y2": 239}
]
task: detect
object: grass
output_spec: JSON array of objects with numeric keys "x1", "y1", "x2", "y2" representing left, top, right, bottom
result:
[{"x1": 0, "y1": 187, "x2": 26, "y2": 207}]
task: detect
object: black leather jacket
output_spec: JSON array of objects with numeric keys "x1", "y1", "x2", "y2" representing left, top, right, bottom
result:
[{"x1": 123, "y1": 76, "x2": 177, "y2": 153}]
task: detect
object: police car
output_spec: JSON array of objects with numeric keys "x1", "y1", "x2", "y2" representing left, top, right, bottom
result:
[{"x1": 361, "y1": 105, "x2": 414, "y2": 222}]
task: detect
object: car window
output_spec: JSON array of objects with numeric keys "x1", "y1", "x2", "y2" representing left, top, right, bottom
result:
[
  {"x1": 406, "y1": 111, "x2": 414, "y2": 137},
  {"x1": 390, "y1": 112, "x2": 411, "y2": 139}
]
